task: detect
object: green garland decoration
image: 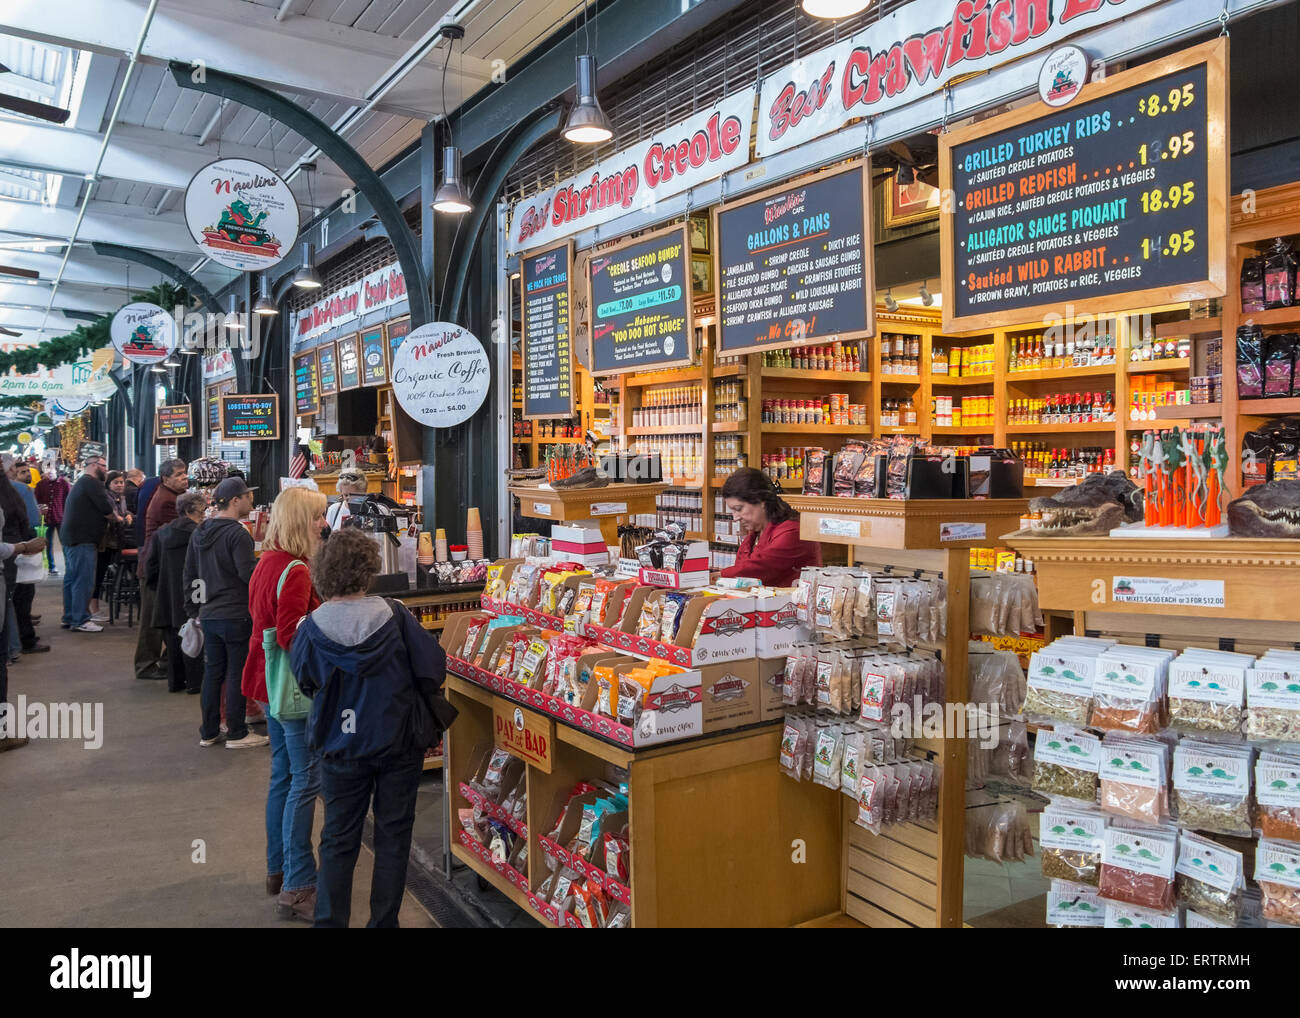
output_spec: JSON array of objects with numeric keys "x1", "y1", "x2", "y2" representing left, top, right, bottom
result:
[{"x1": 0, "y1": 282, "x2": 189, "y2": 376}]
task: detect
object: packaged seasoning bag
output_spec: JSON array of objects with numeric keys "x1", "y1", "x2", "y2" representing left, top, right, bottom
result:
[
  {"x1": 855, "y1": 763, "x2": 885, "y2": 834},
  {"x1": 1167, "y1": 651, "x2": 1250, "y2": 735},
  {"x1": 812, "y1": 724, "x2": 844, "y2": 789},
  {"x1": 1241, "y1": 255, "x2": 1266, "y2": 313},
  {"x1": 1245, "y1": 661, "x2": 1300, "y2": 742},
  {"x1": 792, "y1": 569, "x2": 815, "y2": 624},
  {"x1": 1098, "y1": 822, "x2": 1177, "y2": 912},
  {"x1": 1265, "y1": 333, "x2": 1297, "y2": 397},
  {"x1": 1040, "y1": 800, "x2": 1106, "y2": 886},
  {"x1": 1031, "y1": 726, "x2": 1102, "y2": 803},
  {"x1": 1255, "y1": 839, "x2": 1300, "y2": 926},
  {"x1": 1264, "y1": 236, "x2": 1297, "y2": 309},
  {"x1": 874, "y1": 579, "x2": 900, "y2": 640},
  {"x1": 1255, "y1": 751, "x2": 1300, "y2": 842},
  {"x1": 1175, "y1": 831, "x2": 1245, "y2": 925},
  {"x1": 1099, "y1": 735, "x2": 1170, "y2": 824},
  {"x1": 840, "y1": 729, "x2": 865, "y2": 797},
  {"x1": 1020, "y1": 643, "x2": 1104, "y2": 726},
  {"x1": 1172, "y1": 741, "x2": 1254, "y2": 836},
  {"x1": 1102, "y1": 901, "x2": 1180, "y2": 928},
  {"x1": 1237, "y1": 325, "x2": 1264, "y2": 399},
  {"x1": 1089, "y1": 646, "x2": 1170, "y2": 734},
  {"x1": 1046, "y1": 879, "x2": 1106, "y2": 927},
  {"x1": 779, "y1": 714, "x2": 808, "y2": 781}
]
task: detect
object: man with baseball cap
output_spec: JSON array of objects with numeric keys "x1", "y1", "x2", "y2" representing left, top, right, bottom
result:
[{"x1": 183, "y1": 476, "x2": 267, "y2": 749}]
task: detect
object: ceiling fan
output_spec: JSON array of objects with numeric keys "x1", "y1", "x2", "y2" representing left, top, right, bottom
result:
[
  {"x1": 0, "y1": 327, "x2": 22, "y2": 337},
  {"x1": 0, "y1": 63, "x2": 71, "y2": 125}
]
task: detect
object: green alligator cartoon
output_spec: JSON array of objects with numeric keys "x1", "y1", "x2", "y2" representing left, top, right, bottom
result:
[{"x1": 217, "y1": 200, "x2": 271, "y2": 245}]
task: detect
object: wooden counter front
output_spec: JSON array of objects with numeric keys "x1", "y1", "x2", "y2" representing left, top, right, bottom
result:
[{"x1": 788, "y1": 496, "x2": 1028, "y2": 550}]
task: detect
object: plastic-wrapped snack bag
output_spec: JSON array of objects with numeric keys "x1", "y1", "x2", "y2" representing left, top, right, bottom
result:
[
  {"x1": 841, "y1": 729, "x2": 864, "y2": 798},
  {"x1": 1098, "y1": 822, "x2": 1177, "y2": 912},
  {"x1": 1175, "y1": 831, "x2": 1245, "y2": 924},
  {"x1": 874, "y1": 579, "x2": 900, "y2": 641},
  {"x1": 1031, "y1": 725, "x2": 1101, "y2": 803},
  {"x1": 1099, "y1": 735, "x2": 1170, "y2": 824},
  {"x1": 792, "y1": 569, "x2": 815, "y2": 624},
  {"x1": 852, "y1": 574, "x2": 875, "y2": 635},
  {"x1": 812, "y1": 724, "x2": 844, "y2": 789},
  {"x1": 855, "y1": 763, "x2": 885, "y2": 834},
  {"x1": 1255, "y1": 839, "x2": 1300, "y2": 926},
  {"x1": 779, "y1": 714, "x2": 807, "y2": 781},
  {"x1": 1171, "y1": 740, "x2": 1253, "y2": 837},
  {"x1": 659, "y1": 592, "x2": 692, "y2": 644},
  {"x1": 636, "y1": 595, "x2": 662, "y2": 639}
]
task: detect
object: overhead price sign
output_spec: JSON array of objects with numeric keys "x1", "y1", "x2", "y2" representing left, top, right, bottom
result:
[
  {"x1": 184, "y1": 158, "x2": 298, "y2": 271},
  {"x1": 219, "y1": 393, "x2": 280, "y2": 440},
  {"x1": 715, "y1": 160, "x2": 874, "y2": 356},
  {"x1": 154, "y1": 404, "x2": 193, "y2": 440},
  {"x1": 521, "y1": 241, "x2": 575, "y2": 420},
  {"x1": 588, "y1": 224, "x2": 694, "y2": 375},
  {"x1": 940, "y1": 38, "x2": 1227, "y2": 331},
  {"x1": 755, "y1": 0, "x2": 1164, "y2": 157}
]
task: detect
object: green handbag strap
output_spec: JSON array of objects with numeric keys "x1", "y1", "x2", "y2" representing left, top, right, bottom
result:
[{"x1": 275, "y1": 558, "x2": 306, "y2": 598}]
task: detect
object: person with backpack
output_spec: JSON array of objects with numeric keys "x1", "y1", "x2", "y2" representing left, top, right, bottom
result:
[
  {"x1": 241, "y1": 486, "x2": 327, "y2": 921},
  {"x1": 290, "y1": 528, "x2": 455, "y2": 928}
]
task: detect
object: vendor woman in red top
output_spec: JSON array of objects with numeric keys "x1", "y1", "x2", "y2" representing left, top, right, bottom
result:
[{"x1": 718, "y1": 467, "x2": 821, "y2": 586}]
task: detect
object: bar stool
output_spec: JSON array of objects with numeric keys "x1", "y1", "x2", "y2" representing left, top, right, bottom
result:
[{"x1": 109, "y1": 548, "x2": 140, "y2": 627}]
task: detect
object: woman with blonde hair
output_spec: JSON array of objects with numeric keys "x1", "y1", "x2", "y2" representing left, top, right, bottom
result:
[{"x1": 241, "y1": 485, "x2": 328, "y2": 921}]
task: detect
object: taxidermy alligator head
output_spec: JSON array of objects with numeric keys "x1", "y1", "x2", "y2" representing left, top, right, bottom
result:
[
  {"x1": 1026, "y1": 471, "x2": 1144, "y2": 536},
  {"x1": 1228, "y1": 480, "x2": 1300, "y2": 537}
]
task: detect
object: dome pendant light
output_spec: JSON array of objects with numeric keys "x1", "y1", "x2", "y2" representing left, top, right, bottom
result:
[
  {"x1": 292, "y1": 241, "x2": 321, "y2": 289},
  {"x1": 801, "y1": 0, "x2": 873, "y2": 19},
  {"x1": 253, "y1": 274, "x2": 278, "y2": 315},
  {"x1": 563, "y1": 54, "x2": 613, "y2": 144},
  {"x1": 225, "y1": 293, "x2": 245, "y2": 331},
  {"x1": 433, "y1": 146, "x2": 472, "y2": 214}
]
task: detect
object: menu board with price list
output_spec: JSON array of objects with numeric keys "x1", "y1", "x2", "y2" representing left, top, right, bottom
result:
[
  {"x1": 521, "y1": 240, "x2": 575, "y2": 419},
  {"x1": 154, "y1": 403, "x2": 192, "y2": 440},
  {"x1": 941, "y1": 39, "x2": 1227, "y2": 332},
  {"x1": 315, "y1": 341, "x2": 338, "y2": 396},
  {"x1": 714, "y1": 160, "x2": 874, "y2": 355},
  {"x1": 588, "y1": 224, "x2": 694, "y2": 375},
  {"x1": 219, "y1": 393, "x2": 280, "y2": 440},
  {"x1": 293, "y1": 350, "x2": 319, "y2": 416}
]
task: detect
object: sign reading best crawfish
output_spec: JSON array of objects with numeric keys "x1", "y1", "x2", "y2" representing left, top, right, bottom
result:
[
  {"x1": 940, "y1": 38, "x2": 1228, "y2": 331},
  {"x1": 507, "y1": 88, "x2": 755, "y2": 254}
]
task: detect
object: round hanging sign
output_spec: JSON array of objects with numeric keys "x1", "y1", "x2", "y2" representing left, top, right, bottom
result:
[
  {"x1": 183, "y1": 158, "x2": 298, "y2": 271},
  {"x1": 110, "y1": 303, "x2": 177, "y2": 365},
  {"x1": 51, "y1": 398, "x2": 90, "y2": 415},
  {"x1": 1038, "y1": 45, "x2": 1090, "y2": 108},
  {"x1": 390, "y1": 322, "x2": 490, "y2": 430}
]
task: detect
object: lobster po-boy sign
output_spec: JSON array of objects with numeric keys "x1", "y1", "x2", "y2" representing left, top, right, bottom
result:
[{"x1": 507, "y1": 87, "x2": 756, "y2": 255}]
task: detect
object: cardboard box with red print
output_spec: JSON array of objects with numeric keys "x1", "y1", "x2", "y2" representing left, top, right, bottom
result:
[
  {"x1": 584, "y1": 586, "x2": 755, "y2": 666},
  {"x1": 750, "y1": 587, "x2": 810, "y2": 656},
  {"x1": 637, "y1": 540, "x2": 710, "y2": 589},
  {"x1": 756, "y1": 655, "x2": 789, "y2": 722},
  {"x1": 698, "y1": 658, "x2": 760, "y2": 733}
]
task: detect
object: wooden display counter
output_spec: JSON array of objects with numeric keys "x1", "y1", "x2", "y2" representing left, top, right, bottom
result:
[
  {"x1": 310, "y1": 471, "x2": 385, "y2": 497},
  {"x1": 789, "y1": 496, "x2": 1028, "y2": 551},
  {"x1": 444, "y1": 674, "x2": 841, "y2": 928},
  {"x1": 509, "y1": 481, "x2": 666, "y2": 546}
]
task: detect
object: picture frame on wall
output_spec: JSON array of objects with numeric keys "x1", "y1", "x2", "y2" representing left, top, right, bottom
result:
[
  {"x1": 359, "y1": 325, "x2": 389, "y2": 387},
  {"x1": 691, "y1": 255, "x2": 712, "y2": 294},
  {"x1": 335, "y1": 333, "x2": 362, "y2": 391},
  {"x1": 689, "y1": 215, "x2": 710, "y2": 253},
  {"x1": 883, "y1": 175, "x2": 942, "y2": 230}
]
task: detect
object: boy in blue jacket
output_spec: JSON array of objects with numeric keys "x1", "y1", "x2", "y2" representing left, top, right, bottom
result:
[{"x1": 291, "y1": 528, "x2": 453, "y2": 928}]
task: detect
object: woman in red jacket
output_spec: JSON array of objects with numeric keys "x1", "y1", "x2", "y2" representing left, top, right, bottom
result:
[
  {"x1": 719, "y1": 467, "x2": 822, "y2": 587},
  {"x1": 242, "y1": 486, "x2": 327, "y2": 922}
]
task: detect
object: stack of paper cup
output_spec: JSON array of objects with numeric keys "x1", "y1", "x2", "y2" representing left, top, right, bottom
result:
[
  {"x1": 466, "y1": 507, "x2": 483, "y2": 560},
  {"x1": 417, "y1": 531, "x2": 434, "y2": 565},
  {"x1": 435, "y1": 528, "x2": 448, "y2": 562}
]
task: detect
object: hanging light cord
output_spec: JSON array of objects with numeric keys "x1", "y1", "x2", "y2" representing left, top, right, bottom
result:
[{"x1": 441, "y1": 37, "x2": 454, "y2": 147}]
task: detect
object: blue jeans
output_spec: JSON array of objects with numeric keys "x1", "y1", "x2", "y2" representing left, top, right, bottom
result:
[
  {"x1": 266, "y1": 710, "x2": 320, "y2": 891},
  {"x1": 199, "y1": 617, "x2": 252, "y2": 742},
  {"x1": 60, "y1": 543, "x2": 97, "y2": 628},
  {"x1": 315, "y1": 748, "x2": 424, "y2": 928}
]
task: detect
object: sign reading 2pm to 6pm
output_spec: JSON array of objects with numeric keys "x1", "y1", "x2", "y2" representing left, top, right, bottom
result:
[{"x1": 940, "y1": 38, "x2": 1227, "y2": 332}]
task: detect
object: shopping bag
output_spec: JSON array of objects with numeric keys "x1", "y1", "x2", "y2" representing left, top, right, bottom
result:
[
  {"x1": 264, "y1": 560, "x2": 310, "y2": 721},
  {"x1": 180, "y1": 618, "x2": 204, "y2": 657},
  {"x1": 15, "y1": 552, "x2": 45, "y2": 584}
]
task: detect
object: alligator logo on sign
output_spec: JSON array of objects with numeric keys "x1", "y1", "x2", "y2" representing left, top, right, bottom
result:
[
  {"x1": 185, "y1": 158, "x2": 298, "y2": 271},
  {"x1": 110, "y1": 302, "x2": 176, "y2": 366}
]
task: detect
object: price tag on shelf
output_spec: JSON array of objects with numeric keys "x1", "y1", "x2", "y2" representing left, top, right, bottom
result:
[
  {"x1": 590, "y1": 502, "x2": 628, "y2": 516},
  {"x1": 818, "y1": 517, "x2": 861, "y2": 539},
  {"x1": 533, "y1": 502, "x2": 553, "y2": 516}
]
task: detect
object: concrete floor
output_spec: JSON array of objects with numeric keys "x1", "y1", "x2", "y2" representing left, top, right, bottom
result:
[{"x1": 0, "y1": 573, "x2": 435, "y2": 929}]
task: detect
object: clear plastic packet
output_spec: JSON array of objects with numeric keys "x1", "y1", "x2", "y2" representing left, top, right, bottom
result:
[
  {"x1": 659, "y1": 592, "x2": 692, "y2": 643},
  {"x1": 1172, "y1": 741, "x2": 1254, "y2": 836},
  {"x1": 779, "y1": 714, "x2": 808, "y2": 781},
  {"x1": 1255, "y1": 839, "x2": 1300, "y2": 926},
  {"x1": 855, "y1": 763, "x2": 884, "y2": 834},
  {"x1": 1175, "y1": 831, "x2": 1244, "y2": 924},
  {"x1": 1031, "y1": 726, "x2": 1101, "y2": 802},
  {"x1": 1098, "y1": 822, "x2": 1177, "y2": 911},
  {"x1": 1021, "y1": 647, "x2": 1099, "y2": 725},
  {"x1": 1047, "y1": 879, "x2": 1106, "y2": 927},
  {"x1": 874, "y1": 579, "x2": 900, "y2": 641},
  {"x1": 852, "y1": 574, "x2": 875, "y2": 635},
  {"x1": 636, "y1": 596, "x2": 662, "y2": 639},
  {"x1": 1256, "y1": 751, "x2": 1300, "y2": 842},
  {"x1": 1099, "y1": 734, "x2": 1170, "y2": 824},
  {"x1": 812, "y1": 724, "x2": 844, "y2": 789},
  {"x1": 792, "y1": 569, "x2": 815, "y2": 624},
  {"x1": 1168, "y1": 657, "x2": 1247, "y2": 736},
  {"x1": 840, "y1": 729, "x2": 864, "y2": 798},
  {"x1": 1245, "y1": 665, "x2": 1300, "y2": 742},
  {"x1": 1090, "y1": 654, "x2": 1164, "y2": 734},
  {"x1": 1040, "y1": 800, "x2": 1105, "y2": 886},
  {"x1": 991, "y1": 721, "x2": 1032, "y2": 786},
  {"x1": 969, "y1": 646, "x2": 1028, "y2": 715}
]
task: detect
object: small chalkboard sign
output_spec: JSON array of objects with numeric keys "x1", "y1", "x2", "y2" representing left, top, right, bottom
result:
[
  {"x1": 219, "y1": 393, "x2": 280, "y2": 440},
  {"x1": 293, "y1": 350, "x2": 319, "y2": 417},
  {"x1": 315, "y1": 341, "x2": 339, "y2": 397},
  {"x1": 521, "y1": 240, "x2": 575, "y2": 420},
  {"x1": 335, "y1": 333, "x2": 361, "y2": 391},
  {"x1": 386, "y1": 316, "x2": 412, "y2": 353},
  {"x1": 359, "y1": 326, "x2": 389, "y2": 387},
  {"x1": 154, "y1": 403, "x2": 193, "y2": 440}
]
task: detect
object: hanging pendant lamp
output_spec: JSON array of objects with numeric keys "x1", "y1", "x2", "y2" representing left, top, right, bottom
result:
[
  {"x1": 563, "y1": 54, "x2": 613, "y2": 144},
  {"x1": 253, "y1": 274, "x2": 278, "y2": 315},
  {"x1": 433, "y1": 146, "x2": 472, "y2": 214},
  {"x1": 225, "y1": 293, "x2": 245, "y2": 331},
  {"x1": 292, "y1": 241, "x2": 321, "y2": 289}
]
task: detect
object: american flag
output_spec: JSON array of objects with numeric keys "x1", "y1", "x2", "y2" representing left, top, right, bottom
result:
[{"x1": 289, "y1": 446, "x2": 308, "y2": 479}]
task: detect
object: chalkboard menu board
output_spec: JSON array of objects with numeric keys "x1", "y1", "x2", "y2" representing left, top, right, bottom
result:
[
  {"x1": 293, "y1": 350, "x2": 319, "y2": 416},
  {"x1": 208, "y1": 389, "x2": 220, "y2": 433},
  {"x1": 220, "y1": 393, "x2": 280, "y2": 440},
  {"x1": 521, "y1": 240, "x2": 575, "y2": 419},
  {"x1": 386, "y1": 316, "x2": 411, "y2": 352},
  {"x1": 336, "y1": 333, "x2": 361, "y2": 391},
  {"x1": 588, "y1": 224, "x2": 694, "y2": 375},
  {"x1": 359, "y1": 326, "x2": 388, "y2": 387},
  {"x1": 315, "y1": 341, "x2": 338, "y2": 396},
  {"x1": 154, "y1": 403, "x2": 192, "y2": 440},
  {"x1": 941, "y1": 39, "x2": 1227, "y2": 332},
  {"x1": 715, "y1": 160, "x2": 874, "y2": 355}
]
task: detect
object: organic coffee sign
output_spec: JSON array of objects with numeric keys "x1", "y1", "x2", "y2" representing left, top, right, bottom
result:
[
  {"x1": 390, "y1": 322, "x2": 490, "y2": 430},
  {"x1": 110, "y1": 302, "x2": 176, "y2": 365},
  {"x1": 715, "y1": 161, "x2": 874, "y2": 355},
  {"x1": 941, "y1": 39, "x2": 1227, "y2": 331},
  {"x1": 521, "y1": 241, "x2": 575, "y2": 419},
  {"x1": 588, "y1": 224, "x2": 693, "y2": 375},
  {"x1": 183, "y1": 158, "x2": 298, "y2": 271}
]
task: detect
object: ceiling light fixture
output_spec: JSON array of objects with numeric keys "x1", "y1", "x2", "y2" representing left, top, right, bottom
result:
[
  {"x1": 225, "y1": 293, "x2": 245, "y2": 330},
  {"x1": 883, "y1": 288, "x2": 899, "y2": 313},
  {"x1": 564, "y1": 0, "x2": 612, "y2": 145},
  {"x1": 919, "y1": 280, "x2": 934, "y2": 307},
  {"x1": 897, "y1": 162, "x2": 916, "y2": 186},
  {"x1": 253, "y1": 274, "x2": 278, "y2": 315},
  {"x1": 432, "y1": 25, "x2": 473, "y2": 215},
  {"x1": 801, "y1": 0, "x2": 873, "y2": 19},
  {"x1": 292, "y1": 241, "x2": 321, "y2": 289}
]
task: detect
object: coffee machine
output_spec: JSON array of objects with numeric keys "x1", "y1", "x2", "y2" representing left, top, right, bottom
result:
[{"x1": 342, "y1": 494, "x2": 408, "y2": 592}]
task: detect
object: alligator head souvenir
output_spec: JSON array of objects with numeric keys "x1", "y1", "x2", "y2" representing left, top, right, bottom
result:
[
  {"x1": 1025, "y1": 470, "x2": 1143, "y2": 536},
  {"x1": 1227, "y1": 480, "x2": 1300, "y2": 537}
]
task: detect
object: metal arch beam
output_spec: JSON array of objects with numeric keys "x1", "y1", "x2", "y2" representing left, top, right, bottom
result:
[
  {"x1": 167, "y1": 61, "x2": 431, "y2": 328},
  {"x1": 89, "y1": 242, "x2": 223, "y2": 315},
  {"x1": 440, "y1": 107, "x2": 563, "y2": 324}
]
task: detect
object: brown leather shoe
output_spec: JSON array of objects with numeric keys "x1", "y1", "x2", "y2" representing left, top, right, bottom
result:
[
  {"x1": 266, "y1": 872, "x2": 283, "y2": 896},
  {"x1": 276, "y1": 887, "x2": 317, "y2": 922}
]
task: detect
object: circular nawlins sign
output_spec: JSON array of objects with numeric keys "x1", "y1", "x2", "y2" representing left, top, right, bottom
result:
[
  {"x1": 390, "y1": 322, "x2": 489, "y2": 429},
  {"x1": 1038, "y1": 45, "x2": 1089, "y2": 108},
  {"x1": 110, "y1": 303, "x2": 177, "y2": 365},
  {"x1": 183, "y1": 158, "x2": 298, "y2": 271}
]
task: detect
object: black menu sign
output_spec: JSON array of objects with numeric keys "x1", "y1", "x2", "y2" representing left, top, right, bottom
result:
[
  {"x1": 521, "y1": 240, "x2": 574, "y2": 419},
  {"x1": 336, "y1": 333, "x2": 361, "y2": 391},
  {"x1": 941, "y1": 39, "x2": 1227, "y2": 332},
  {"x1": 154, "y1": 404, "x2": 192, "y2": 440},
  {"x1": 588, "y1": 224, "x2": 694, "y2": 375},
  {"x1": 315, "y1": 341, "x2": 338, "y2": 396},
  {"x1": 293, "y1": 350, "x2": 319, "y2": 416},
  {"x1": 715, "y1": 160, "x2": 874, "y2": 355},
  {"x1": 220, "y1": 393, "x2": 280, "y2": 440}
]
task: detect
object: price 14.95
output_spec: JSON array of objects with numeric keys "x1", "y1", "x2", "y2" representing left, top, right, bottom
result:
[{"x1": 1140, "y1": 229, "x2": 1197, "y2": 260}]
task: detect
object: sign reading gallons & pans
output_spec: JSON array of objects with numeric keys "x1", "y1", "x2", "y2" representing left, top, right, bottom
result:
[
  {"x1": 110, "y1": 302, "x2": 177, "y2": 365},
  {"x1": 390, "y1": 322, "x2": 490, "y2": 429},
  {"x1": 183, "y1": 158, "x2": 298, "y2": 271}
]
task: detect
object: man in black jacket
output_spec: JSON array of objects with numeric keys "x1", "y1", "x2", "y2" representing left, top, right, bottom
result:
[
  {"x1": 183, "y1": 477, "x2": 267, "y2": 749},
  {"x1": 145, "y1": 490, "x2": 207, "y2": 694},
  {"x1": 60, "y1": 457, "x2": 119, "y2": 633}
]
